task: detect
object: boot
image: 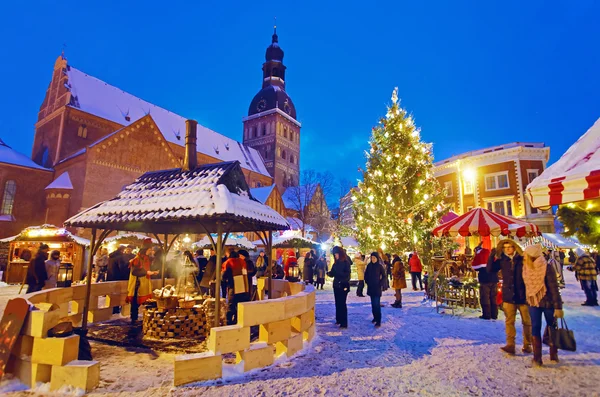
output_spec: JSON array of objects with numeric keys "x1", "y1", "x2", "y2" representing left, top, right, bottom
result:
[
  {"x1": 500, "y1": 344, "x2": 516, "y2": 355},
  {"x1": 549, "y1": 344, "x2": 559, "y2": 362},
  {"x1": 522, "y1": 344, "x2": 533, "y2": 354},
  {"x1": 532, "y1": 336, "x2": 543, "y2": 366}
]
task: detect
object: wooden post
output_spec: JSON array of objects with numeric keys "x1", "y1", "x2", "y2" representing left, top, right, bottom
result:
[
  {"x1": 267, "y1": 230, "x2": 273, "y2": 300},
  {"x1": 81, "y1": 228, "x2": 97, "y2": 331},
  {"x1": 214, "y1": 223, "x2": 223, "y2": 327},
  {"x1": 162, "y1": 233, "x2": 169, "y2": 288}
]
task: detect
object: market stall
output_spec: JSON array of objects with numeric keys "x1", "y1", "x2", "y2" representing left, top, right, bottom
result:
[
  {"x1": 102, "y1": 233, "x2": 160, "y2": 251},
  {"x1": 526, "y1": 117, "x2": 600, "y2": 209},
  {"x1": 430, "y1": 207, "x2": 540, "y2": 312},
  {"x1": 2, "y1": 224, "x2": 90, "y2": 284}
]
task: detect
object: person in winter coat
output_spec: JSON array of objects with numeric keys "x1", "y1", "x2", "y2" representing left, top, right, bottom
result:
[
  {"x1": 238, "y1": 250, "x2": 256, "y2": 300},
  {"x1": 303, "y1": 251, "x2": 315, "y2": 284},
  {"x1": 44, "y1": 250, "x2": 61, "y2": 289},
  {"x1": 572, "y1": 248, "x2": 598, "y2": 306},
  {"x1": 391, "y1": 254, "x2": 407, "y2": 308},
  {"x1": 222, "y1": 251, "x2": 250, "y2": 324},
  {"x1": 568, "y1": 249, "x2": 576, "y2": 267},
  {"x1": 547, "y1": 250, "x2": 565, "y2": 289},
  {"x1": 26, "y1": 244, "x2": 49, "y2": 293},
  {"x1": 409, "y1": 252, "x2": 424, "y2": 291},
  {"x1": 95, "y1": 248, "x2": 109, "y2": 282},
  {"x1": 472, "y1": 243, "x2": 498, "y2": 320},
  {"x1": 126, "y1": 239, "x2": 158, "y2": 324},
  {"x1": 121, "y1": 245, "x2": 136, "y2": 279},
  {"x1": 522, "y1": 244, "x2": 563, "y2": 366},
  {"x1": 314, "y1": 255, "x2": 328, "y2": 289},
  {"x1": 364, "y1": 252, "x2": 387, "y2": 327},
  {"x1": 195, "y1": 249, "x2": 208, "y2": 287},
  {"x1": 487, "y1": 239, "x2": 532, "y2": 355},
  {"x1": 328, "y1": 246, "x2": 351, "y2": 328},
  {"x1": 255, "y1": 251, "x2": 268, "y2": 278},
  {"x1": 355, "y1": 252, "x2": 366, "y2": 297},
  {"x1": 107, "y1": 246, "x2": 124, "y2": 281},
  {"x1": 271, "y1": 261, "x2": 285, "y2": 280},
  {"x1": 200, "y1": 250, "x2": 217, "y2": 297}
]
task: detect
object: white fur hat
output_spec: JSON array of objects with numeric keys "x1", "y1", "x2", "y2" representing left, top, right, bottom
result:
[{"x1": 524, "y1": 244, "x2": 543, "y2": 258}]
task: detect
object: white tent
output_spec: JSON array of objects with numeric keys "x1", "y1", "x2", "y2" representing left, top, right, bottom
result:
[{"x1": 527, "y1": 117, "x2": 600, "y2": 208}]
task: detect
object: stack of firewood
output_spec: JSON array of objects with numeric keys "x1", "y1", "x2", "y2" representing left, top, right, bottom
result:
[{"x1": 142, "y1": 306, "x2": 208, "y2": 339}]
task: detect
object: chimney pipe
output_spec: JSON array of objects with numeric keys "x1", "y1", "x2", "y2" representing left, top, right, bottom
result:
[{"x1": 183, "y1": 119, "x2": 198, "y2": 171}]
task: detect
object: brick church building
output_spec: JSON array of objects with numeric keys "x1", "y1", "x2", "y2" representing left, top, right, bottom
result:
[{"x1": 0, "y1": 30, "x2": 300, "y2": 239}]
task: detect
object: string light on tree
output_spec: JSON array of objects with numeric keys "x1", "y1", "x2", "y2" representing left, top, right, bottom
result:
[{"x1": 354, "y1": 87, "x2": 444, "y2": 253}]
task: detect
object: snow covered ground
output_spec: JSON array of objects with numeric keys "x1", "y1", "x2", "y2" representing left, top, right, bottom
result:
[{"x1": 1, "y1": 271, "x2": 599, "y2": 396}]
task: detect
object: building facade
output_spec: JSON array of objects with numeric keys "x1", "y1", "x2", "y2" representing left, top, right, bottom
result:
[
  {"x1": 243, "y1": 27, "x2": 301, "y2": 192},
  {"x1": 433, "y1": 142, "x2": 555, "y2": 232},
  {"x1": 0, "y1": 49, "x2": 278, "y2": 239}
]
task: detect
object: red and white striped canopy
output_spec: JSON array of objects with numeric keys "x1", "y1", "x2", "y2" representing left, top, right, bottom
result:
[
  {"x1": 527, "y1": 118, "x2": 600, "y2": 208},
  {"x1": 432, "y1": 207, "x2": 541, "y2": 238}
]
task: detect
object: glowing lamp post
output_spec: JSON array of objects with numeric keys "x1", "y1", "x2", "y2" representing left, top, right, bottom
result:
[{"x1": 56, "y1": 263, "x2": 74, "y2": 288}]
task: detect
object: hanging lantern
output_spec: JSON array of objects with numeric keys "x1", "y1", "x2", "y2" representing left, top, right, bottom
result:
[{"x1": 56, "y1": 263, "x2": 74, "y2": 288}]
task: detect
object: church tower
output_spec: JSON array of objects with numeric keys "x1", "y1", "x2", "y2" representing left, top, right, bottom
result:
[{"x1": 243, "y1": 26, "x2": 301, "y2": 192}]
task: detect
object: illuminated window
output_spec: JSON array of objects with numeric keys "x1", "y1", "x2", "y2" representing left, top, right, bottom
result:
[
  {"x1": 1, "y1": 180, "x2": 16, "y2": 215},
  {"x1": 486, "y1": 199, "x2": 513, "y2": 216},
  {"x1": 464, "y1": 180, "x2": 473, "y2": 195},
  {"x1": 444, "y1": 181, "x2": 453, "y2": 197},
  {"x1": 77, "y1": 124, "x2": 88, "y2": 138}
]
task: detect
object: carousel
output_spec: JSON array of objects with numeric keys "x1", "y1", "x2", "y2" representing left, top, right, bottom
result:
[{"x1": 430, "y1": 207, "x2": 541, "y2": 312}]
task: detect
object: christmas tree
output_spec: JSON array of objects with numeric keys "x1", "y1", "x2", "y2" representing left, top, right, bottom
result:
[{"x1": 353, "y1": 88, "x2": 445, "y2": 254}]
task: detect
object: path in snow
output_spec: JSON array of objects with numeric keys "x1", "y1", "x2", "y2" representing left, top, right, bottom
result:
[{"x1": 1, "y1": 271, "x2": 599, "y2": 396}]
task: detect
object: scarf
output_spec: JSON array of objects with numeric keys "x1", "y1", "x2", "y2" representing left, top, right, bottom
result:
[{"x1": 522, "y1": 255, "x2": 547, "y2": 307}]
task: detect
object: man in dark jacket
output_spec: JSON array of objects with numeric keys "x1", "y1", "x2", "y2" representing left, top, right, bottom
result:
[
  {"x1": 487, "y1": 239, "x2": 532, "y2": 355},
  {"x1": 364, "y1": 252, "x2": 386, "y2": 327},
  {"x1": 107, "y1": 245, "x2": 125, "y2": 281},
  {"x1": 473, "y1": 243, "x2": 498, "y2": 320},
  {"x1": 26, "y1": 244, "x2": 49, "y2": 293}
]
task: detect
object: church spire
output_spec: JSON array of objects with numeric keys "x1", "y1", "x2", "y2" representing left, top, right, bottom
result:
[{"x1": 272, "y1": 17, "x2": 278, "y2": 43}]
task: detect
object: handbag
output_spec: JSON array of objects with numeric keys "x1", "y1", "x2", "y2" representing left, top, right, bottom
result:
[{"x1": 555, "y1": 318, "x2": 577, "y2": 351}]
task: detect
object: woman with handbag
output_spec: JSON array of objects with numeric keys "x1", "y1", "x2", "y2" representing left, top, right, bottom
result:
[
  {"x1": 328, "y1": 246, "x2": 351, "y2": 329},
  {"x1": 522, "y1": 244, "x2": 563, "y2": 366},
  {"x1": 126, "y1": 239, "x2": 158, "y2": 325}
]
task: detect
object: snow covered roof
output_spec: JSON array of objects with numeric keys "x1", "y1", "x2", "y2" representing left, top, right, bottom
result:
[
  {"x1": 527, "y1": 117, "x2": 600, "y2": 207},
  {"x1": 7, "y1": 224, "x2": 90, "y2": 246},
  {"x1": 323, "y1": 236, "x2": 359, "y2": 247},
  {"x1": 64, "y1": 161, "x2": 289, "y2": 234},
  {"x1": 0, "y1": 139, "x2": 51, "y2": 171},
  {"x1": 102, "y1": 233, "x2": 160, "y2": 245},
  {"x1": 45, "y1": 172, "x2": 73, "y2": 190},
  {"x1": 65, "y1": 66, "x2": 270, "y2": 177},
  {"x1": 251, "y1": 185, "x2": 276, "y2": 204},
  {"x1": 194, "y1": 235, "x2": 256, "y2": 250}
]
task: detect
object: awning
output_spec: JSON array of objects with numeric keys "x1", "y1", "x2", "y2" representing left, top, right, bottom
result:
[
  {"x1": 541, "y1": 233, "x2": 578, "y2": 249},
  {"x1": 527, "y1": 117, "x2": 600, "y2": 208}
]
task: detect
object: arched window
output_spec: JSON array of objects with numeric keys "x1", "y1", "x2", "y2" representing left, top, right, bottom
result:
[
  {"x1": 273, "y1": 68, "x2": 279, "y2": 77},
  {"x1": 78, "y1": 124, "x2": 88, "y2": 138},
  {"x1": 1, "y1": 180, "x2": 16, "y2": 215},
  {"x1": 283, "y1": 127, "x2": 288, "y2": 139},
  {"x1": 290, "y1": 154, "x2": 295, "y2": 164},
  {"x1": 262, "y1": 125, "x2": 266, "y2": 136},
  {"x1": 252, "y1": 126, "x2": 257, "y2": 138},
  {"x1": 281, "y1": 150, "x2": 287, "y2": 160},
  {"x1": 41, "y1": 146, "x2": 49, "y2": 167},
  {"x1": 290, "y1": 131, "x2": 295, "y2": 142}
]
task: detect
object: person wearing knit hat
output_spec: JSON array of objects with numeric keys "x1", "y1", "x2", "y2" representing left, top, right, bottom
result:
[
  {"x1": 571, "y1": 248, "x2": 598, "y2": 306},
  {"x1": 126, "y1": 241, "x2": 158, "y2": 324},
  {"x1": 328, "y1": 246, "x2": 352, "y2": 328},
  {"x1": 487, "y1": 239, "x2": 532, "y2": 355},
  {"x1": 522, "y1": 244, "x2": 563, "y2": 366}
]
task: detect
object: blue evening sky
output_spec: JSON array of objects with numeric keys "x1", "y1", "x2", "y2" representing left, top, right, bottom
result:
[{"x1": 0, "y1": 1, "x2": 598, "y2": 187}]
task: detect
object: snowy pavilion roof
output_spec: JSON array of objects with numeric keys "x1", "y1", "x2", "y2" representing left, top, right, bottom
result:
[
  {"x1": 64, "y1": 161, "x2": 289, "y2": 234},
  {"x1": 64, "y1": 65, "x2": 270, "y2": 177}
]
